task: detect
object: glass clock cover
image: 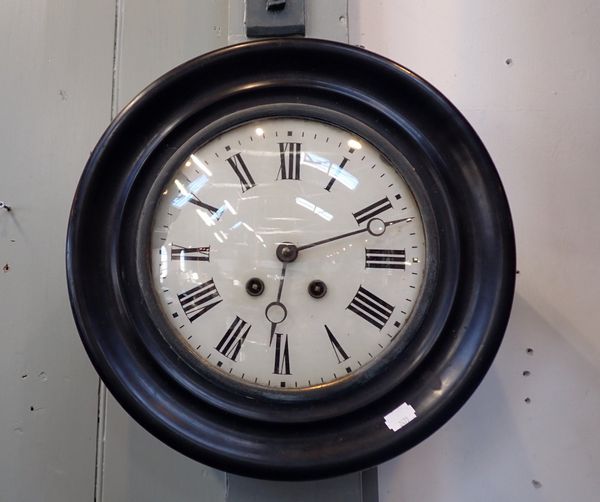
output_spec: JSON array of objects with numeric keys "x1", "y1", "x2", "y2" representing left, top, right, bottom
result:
[{"x1": 150, "y1": 118, "x2": 426, "y2": 390}]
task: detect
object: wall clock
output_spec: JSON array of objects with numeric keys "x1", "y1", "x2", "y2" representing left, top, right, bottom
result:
[{"x1": 67, "y1": 39, "x2": 515, "y2": 480}]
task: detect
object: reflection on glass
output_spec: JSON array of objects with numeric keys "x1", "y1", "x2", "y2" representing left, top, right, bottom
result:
[
  {"x1": 347, "y1": 139, "x2": 362, "y2": 150},
  {"x1": 190, "y1": 154, "x2": 212, "y2": 176},
  {"x1": 172, "y1": 176, "x2": 209, "y2": 208},
  {"x1": 223, "y1": 200, "x2": 237, "y2": 215},
  {"x1": 295, "y1": 197, "x2": 333, "y2": 222},
  {"x1": 196, "y1": 208, "x2": 216, "y2": 227},
  {"x1": 302, "y1": 152, "x2": 358, "y2": 190},
  {"x1": 159, "y1": 245, "x2": 168, "y2": 280}
]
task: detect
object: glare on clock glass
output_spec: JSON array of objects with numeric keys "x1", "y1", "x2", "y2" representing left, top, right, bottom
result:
[{"x1": 150, "y1": 117, "x2": 426, "y2": 390}]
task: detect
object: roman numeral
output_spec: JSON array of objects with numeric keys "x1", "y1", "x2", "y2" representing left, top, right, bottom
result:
[
  {"x1": 177, "y1": 279, "x2": 222, "y2": 323},
  {"x1": 324, "y1": 325, "x2": 350, "y2": 363},
  {"x1": 352, "y1": 197, "x2": 393, "y2": 225},
  {"x1": 347, "y1": 285, "x2": 395, "y2": 330},
  {"x1": 272, "y1": 333, "x2": 291, "y2": 375},
  {"x1": 365, "y1": 248, "x2": 406, "y2": 269},
  {"x1": 277, "y1": 142, "x2": 301, "y2": 180},
  {"x1": 215, "y1": 316, "x2": 251, "y2": 361},
  {"x1": 189, "y1": 197, "x2": 220, "y2": 216},
  {"x1": 324, "y1": 157, "x2": 349, "y2": 192},
  {"x1": 171, "y1": 246, "x2": 210, "y2": 262},
  {"x1": 226, "y1": 153, "x2": 256, "y2": 192}
]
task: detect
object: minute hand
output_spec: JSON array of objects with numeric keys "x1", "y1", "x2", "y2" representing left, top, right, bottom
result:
[{"x1": 296, "y1": 217, "x2": 413, "y2": 252}]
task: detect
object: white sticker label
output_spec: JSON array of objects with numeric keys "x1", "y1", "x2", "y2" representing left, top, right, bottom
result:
[{"x1": 384, "y1": 403, "x2": 417, "y2": 432}]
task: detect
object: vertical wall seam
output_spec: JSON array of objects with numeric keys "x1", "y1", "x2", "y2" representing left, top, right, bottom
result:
[
  {"x1": 110, "y1": 0, "x2": 124, "y2": 120},
  {"x1": 343, "y1": 0, "x2": 349, "y2": 43},
  {"x1": 94, "y1": 1, "x2": 123, "y2": 501},
  {"x1": 93, "y1": 382, "x2": 107, "y2": 502}
]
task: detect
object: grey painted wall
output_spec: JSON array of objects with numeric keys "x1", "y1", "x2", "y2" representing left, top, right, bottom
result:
[
  {"x1": 0, "y1": 1, "x2": 114, "y2": 500},
  {"x1": 1, "y1": 1, "x2": 368, "y2": 501}
]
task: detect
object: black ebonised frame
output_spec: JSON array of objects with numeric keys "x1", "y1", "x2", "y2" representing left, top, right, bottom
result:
[{"x1": 66, "y1": 38, "x2": 515, "y2": 480}]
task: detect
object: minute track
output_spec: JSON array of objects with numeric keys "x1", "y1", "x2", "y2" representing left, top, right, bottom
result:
[{"x1": 152, "y1": 117, "x2": 427, "y2": 393}]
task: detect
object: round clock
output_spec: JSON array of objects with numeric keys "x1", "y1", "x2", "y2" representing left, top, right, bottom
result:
[{"x1": 67, "y1": 39, "x2": 515, "y2": 480}]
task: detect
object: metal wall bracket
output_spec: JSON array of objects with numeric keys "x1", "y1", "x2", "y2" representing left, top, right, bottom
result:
[{"x1": 246, "y1": 0, "x2": 305, "y2": 37}]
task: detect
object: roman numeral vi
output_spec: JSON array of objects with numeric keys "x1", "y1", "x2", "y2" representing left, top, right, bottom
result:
[{"x1": 272, "y1": 333, "x2": 291, "y2": 375}]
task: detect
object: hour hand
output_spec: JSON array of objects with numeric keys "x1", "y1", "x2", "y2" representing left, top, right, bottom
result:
[{"x1": 265, "y1": 263, "x2": 288, "y2": 344}]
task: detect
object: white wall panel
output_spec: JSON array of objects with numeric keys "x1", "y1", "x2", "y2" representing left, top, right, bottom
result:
[{"x1": 348, "y1": 1, "x2": 600, "y2": 500}]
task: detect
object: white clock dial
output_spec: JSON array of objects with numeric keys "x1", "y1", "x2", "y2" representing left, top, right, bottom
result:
[{"x1": 150, "y1": 117, "x2": 426, "y2": 389}]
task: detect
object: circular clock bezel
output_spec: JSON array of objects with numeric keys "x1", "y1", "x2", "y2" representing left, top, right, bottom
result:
[
  {"x1": 131, "y1": 102, "x2": 455, "y2": 423},
  {"x1": 67, "y1": 38, "x2": 515, "y2": 480}
]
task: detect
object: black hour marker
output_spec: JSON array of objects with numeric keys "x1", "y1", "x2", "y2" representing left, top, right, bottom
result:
[
  {"x1": 365, "y1": 248, "x2": 406, "y2": 269},
  {"x1": 352, "y1": 196, "x2": 393, "y2": 225},
  {"x1": 395, "y1": 193, "x2": 402, "y2": 200},
  {"x1": 324, "y1": 157, "x2": 349, "y2": 192},
  {"x1": 272, "y1": 333, "x2": 291, "y2": 375},
  {"x1": 394, "y1": 321, "x2": 401, "y2": 328},
  {"x1": 189, "y1": 197, "x2": 220, "y2": 217},
  {"x1": 347, "y1": 285, "x2": 395, "y2": 330},
  {"x1": 324, "y1": 325, "x2": 350, "y2": 363},
  {"x1": 226, "y1": 152, "x2": 256, "y2": 193},
  {"x1": 171, "y1": 246, "x2": 210, "y2": 262},
  {"x1": 177, "y1": 279, "x2": 222, "y2": 323},
  {"x1": 215, "y1": 316, "x2": 251, "y2": 361},
  {"x1": 277, "y1": 142, "x2": 301, "y2": 180}
]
